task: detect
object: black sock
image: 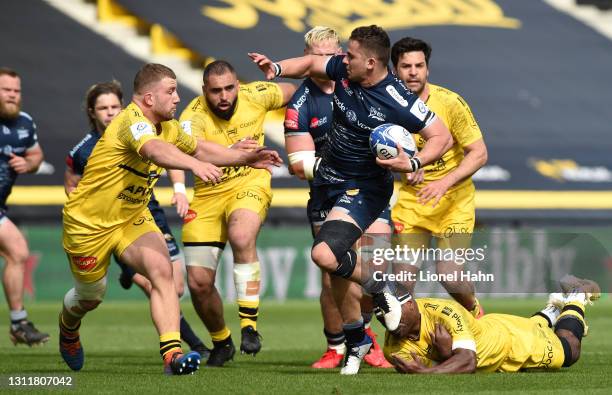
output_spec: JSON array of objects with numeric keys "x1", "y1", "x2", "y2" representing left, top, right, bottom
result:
[
  {"x1": 324, "y1": 328, "x2": 345, "y2": 347},
  {"x1": 180, "y1": 312, "x2": 203, "y2": 348},
  {"x1": 343, "y1": 319, "x2": 365, "y2": 345}
]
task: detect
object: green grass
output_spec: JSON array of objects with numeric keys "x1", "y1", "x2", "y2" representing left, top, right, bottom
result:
[{"x1": 1, "y1": 298, "x2": 611, "y2": 394}]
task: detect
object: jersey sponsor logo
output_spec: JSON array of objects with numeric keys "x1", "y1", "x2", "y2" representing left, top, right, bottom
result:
[
  {"x1": 133, "y1": 215, "x2": 154, "y2": 225},
  {"x1": 423, "y1": 302, "x2": 439, "y2": 311},
  {"x1": 284, "y1": 109, "x2": 299, "y2": 130},
  {"x1": 16, "y1": 128, "x2": 29, "y2": 140},
  {"x1": 441, "y1": 306, "x2": 453, "y2": 316},
  {"x1": 240, "y1": 119, "x2": 257, "y2": 129},
  {"x1": 255, "y1": 83, "x2": 268, "y2": 92},
  {"x1": 68, "y1": 134, "x2": 94, "y2": 157},
  {"x1": 346, "y1": 110, "x2": 357, "y2": 123},
  {"x1": 292, "y1": 87, "x2": 309, "y2": 111},
  {"x1": 183, "y1": 209, "x2": 197, "y2": 224},
  {"x1": 386, "y1": 85, "x2": 409, "y2": 107},
  {"x1": 309, "y1": 116, "x2": 327, "y2": 129},
  {"x1": 71, "y1": 256, "x2": 97, "y2": 271},
  {"x1": 410, "y1": 98, "x2": 429, "y2": 121},
  {"x1": 341, "y1": 78, "x2": 353, "y2": 96},
  {"x1": 368, "y1": 106, "x2": 386, "y2": 121},
  {"x1": 180, "y1": 120, "x2": 192, "y2": 135},
  {"x1": 2, "y1": 145, "x2": 13, "y2": 155},
  {"x1": 130, "y1": 122, "x2": 154, "y2": 140},
  {"x1": 346, "y1": 188, "x2": 360, "y2": 196},
  {"x1": 333, "y1": 94, "x2": 346, "y2": 112},
  {"x1": 2, "y1": 126, "x2": 10, "y2": 135}
]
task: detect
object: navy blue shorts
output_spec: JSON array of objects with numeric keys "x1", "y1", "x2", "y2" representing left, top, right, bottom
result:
[{"x1": 308, "y1": 176, "x2": 393, "y2": 231}]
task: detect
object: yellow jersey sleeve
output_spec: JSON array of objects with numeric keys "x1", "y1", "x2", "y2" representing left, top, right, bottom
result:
[
  {"x1": 448, "y1": 94, "x2": 483, "y2": 148},
  {"x1": 420, "y1": 299, "x2": 477, "y2": 352},
  {"x1": 179, "y1": 97, "x2": 207, "y2": 139},
  {"x1": 243, "y1": 82, "x2": 285, "y2": 111},
  {"x1": 162, "y1": 120, "x2": 197, "y2": 155},
  {"x1": 116, "y1": 104, "x2": 159, "y2": 156}
]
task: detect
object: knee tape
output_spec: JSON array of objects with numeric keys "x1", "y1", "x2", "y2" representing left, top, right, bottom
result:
[
  {"x1": 63, "y1": 276, "x2": 107, "y2": 316},
  {"x1": 233, "y1": 261, "x2": 261, "y2": 301},
  {"x1": 184, "y1": 245, "x2": 224, "y2": 270},
  {"x1": 313, "y1": 220, "x2": 362, "y2": 278}
]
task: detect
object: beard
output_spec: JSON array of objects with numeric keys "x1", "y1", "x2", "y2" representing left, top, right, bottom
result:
[
  {"x1": 208, "y1": 98, "x2": 237, "y2": 121},
  {"x1": 0, "y1": 99, "x2": 20, "y2": 120}
]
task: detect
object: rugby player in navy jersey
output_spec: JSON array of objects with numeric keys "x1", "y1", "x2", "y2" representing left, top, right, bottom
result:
[
  {"x1": 285, "y1": 26, "x2": 391, "y2": 369},
  {"x1": 0, "y1": 67, "x2": 49, "y2": 346},
  {"x1": 64, "y1": 81, "x2": 210, "y2": 358},
  {"x1": 251, "y1": 25, "x2": 452, "y2": 374}
]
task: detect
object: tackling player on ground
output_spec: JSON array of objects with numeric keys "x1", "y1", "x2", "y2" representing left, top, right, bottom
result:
[
  {"x1": 64, "y1": 80, "x2": 210, "y2": 358},
  {"x1": 177, "y1": 60, "x2": 296, "y2": 366},
  {"x1": 250, "y1": 25, "x2": 452, "y2": 374},
  {"x1": 58, "y1": 63, "x2": 281, "y2": 375},
  {"x1": 386, "y1": 276, "x2": 600, "y2": 374},
  {"x1": 284, "y1": 26, "x2": 391, "y2": 369},
  {"x1": 0, "y1": 67, "x2": 49, "y2": 346},
  {"x1": 390, "y1": 37, "x2": 488, "y2": 317}
]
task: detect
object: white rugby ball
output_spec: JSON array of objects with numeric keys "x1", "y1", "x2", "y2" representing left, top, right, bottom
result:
[{"x1": 369, "y1": 123, "x2": 417, "y2": 160}]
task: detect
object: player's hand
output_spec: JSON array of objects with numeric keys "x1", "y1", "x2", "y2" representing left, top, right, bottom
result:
[
  {"x1": 430, "y1": 324, "x2": 452, "y2": 361},
  {"x1": 246, "y1": 147, "x2": 283, "y2": 173},
  {"x1": 192, "y1": 162, "x2": 222, "y2": 184},
  {"x1": 416, "y1": 177, "x2": 452, "y2": 207},
  {"x1": 406, "y1": 168, "x2": 425, "y2": 185},
  {"x1": 376, "y1": 142, "x2": 414, "y2": 173},
  {"x1": 391, "y1": 352, "x2": 428, "y2": 374},
  {"x1": 231, "y1": 138, "x2": 259, "y2": 152},
  {"x1": 8, "y1": 153, "x2": 29, "y2": 174},
  {"x1": 248, "y1": 52, "x2": 276, "y2": 80},
  {"x1": 171, "y1": 192, "x2": 190, "y2": 218}
]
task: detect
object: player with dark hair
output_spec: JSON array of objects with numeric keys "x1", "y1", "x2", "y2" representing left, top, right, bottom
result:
[
  {"x1": 58, "y1": 63, "x2": 281, "y2": 375},
  {"x1": 285, "y1": 26, "x2": 391, "y2": 369},
  {"x1": 387, "y1": 276, "x2": 600, "y2": 374},
  {"x1": 64, "y1": 80, "x2": 210, "y2": 358},
  {"x1": 390, "y1": 37, "x2": 488, "y2": 317},
  {"x1": 250, "y1": 25, "x2": 453, "y2": 374},
  {"x1": 176, "y1": 59, "x2": 296, "y2": 367},
  {"x1": 0, "y1": 67, "x2": 48, "y2": 346}
]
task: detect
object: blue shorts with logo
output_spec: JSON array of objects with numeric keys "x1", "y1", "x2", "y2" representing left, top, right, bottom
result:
[{"x1": 307, "y1": 175, "x2": 394, "y2": 231}]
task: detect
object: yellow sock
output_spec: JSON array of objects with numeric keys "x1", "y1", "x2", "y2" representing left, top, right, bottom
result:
[
  {"x1": 159, "y1": 331, "x2": 182, "y2": 360},
  {"x1": 210, "y1": 327, "x2": 231, "y2": 343},
  {"x1": 238, "y1": 299, "x2": 259, "y2": 330}
]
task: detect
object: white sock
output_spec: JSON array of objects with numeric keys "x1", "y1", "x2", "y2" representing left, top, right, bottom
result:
[
  {"x1": 539, "y1": 305, "x2": 561, "y2": 326},
  {"x1": 10, "y1": 309, "x2": 27, "y2": 323}
]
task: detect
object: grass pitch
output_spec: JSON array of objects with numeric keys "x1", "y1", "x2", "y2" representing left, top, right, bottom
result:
[{"x1": 1, "y1": 298, "x2": 611, "y2": 394}]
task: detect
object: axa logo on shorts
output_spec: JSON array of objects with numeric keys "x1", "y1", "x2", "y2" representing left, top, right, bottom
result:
[
  {"x1": 386, "y1": 85, "x2": 409, "y2": 107},
  {"x1": 72, "y1": 256, "x2": 97, "y2": 271}
]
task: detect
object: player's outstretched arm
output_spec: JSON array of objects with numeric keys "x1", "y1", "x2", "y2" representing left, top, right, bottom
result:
[
  {"x1": 391, "y1": 348, "x2": 476, "y2": 374},
  {"x1": 194, "y1": 139, "x2": 283, "y2": 170},
  {"x1": 248, "y1": 53, "x2": 329, "y2": 81},
  {"x1": 139, "y1": 139, "x2": 222, "y2": 184}
]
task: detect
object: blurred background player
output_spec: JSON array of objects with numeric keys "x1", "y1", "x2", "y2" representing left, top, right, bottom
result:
[
  {"x1": 284, "y1": 26, "x2": 391, "y2": 369},
  {"x1": 63, "y1": 80, "x2": 210, "y2": 358},
  {"x1": 177, "y1": 60, "x2": 296, "y2": 366},
  {"x1": 0, "y1": 67, "x2": 49, "y2": 346},
  {"x1": 390, "y1": 37, "x2": 488, "y2": 316},
  {"x1": 250, "y1": 25, "x2": 452, "y2": 374},
  {"x1": 386, "y1": 276, "x2": 600, "y2": 374},
  {"x1": 58, "y1": 63, "x2": 281, "y2": 374}
]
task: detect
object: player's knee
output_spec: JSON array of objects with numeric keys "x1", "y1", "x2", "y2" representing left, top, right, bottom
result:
[
  {"x1": 187, "y1": 271, "x2": 215, "y2": 296},
  {"x1": 229, "y1": 234, "x2": 256, "y2": 254},
  {"x1": 5, "y1": 248, "x2": 29, "y2": 265},
  {"x1": 313, "y1": 220, "x2": 362, "y2": 278}
]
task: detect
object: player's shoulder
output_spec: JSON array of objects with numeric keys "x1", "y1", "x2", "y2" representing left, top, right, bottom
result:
[
  {"x1": 69, "y1": 131, "x2": 99, "y2": 156},
  {"x1": 382, "y1": 74, "x2": 420, "y2": 108},
  {"x1": 12, "y1": 111, "x2": 36, "y2": 129},
  {"x1": 241, "y1": 81, "x2": 279, "y2": 97},
  {"x1": 429, "y1": 83, "x2": 471, "y2": 110},
  {"x1": 418, "y1": 297, "x2": 464, "y2": 316}
]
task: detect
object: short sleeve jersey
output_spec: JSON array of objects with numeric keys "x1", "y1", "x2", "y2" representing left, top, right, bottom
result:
[
  {"x1": 179, "y1": 81, "x2": 284, "y2": 197},
  {"x1": 383, "y1": 298, "x2": 509, "y2": 372},
  {"x1": 400, "y1": 83, "x2": 483, "y2": 192},
  {"x1": 0, "y1": 112, "x2": 39, "y2": 209},
  {"x1": 283, "y1": 78, "x2": 333, "y2": 154},
  {"x1": 318, "y1": 55, "x2": 436, "y2": 184},
  {"x1": 63, "y1": 102, "x2": 197, "y2": 231}
]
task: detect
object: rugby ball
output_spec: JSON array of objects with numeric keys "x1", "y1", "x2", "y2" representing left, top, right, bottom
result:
[{"x1": 369, "y1": 123, "x2": 417, "y2": 160}]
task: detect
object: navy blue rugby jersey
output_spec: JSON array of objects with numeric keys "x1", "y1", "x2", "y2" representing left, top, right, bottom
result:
[
  {"x1": 316, "y1": 55, "x2": 436, "y2": 184},
  {"x1": 66, "y1": 130, "x2": 101, "y2": 176},
  {"x1": 284, "y1": 78, "x2": 333, "y2": 155},
  {"x1": 0, "y1": 112, "x2": 39, "y2": 209}
]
